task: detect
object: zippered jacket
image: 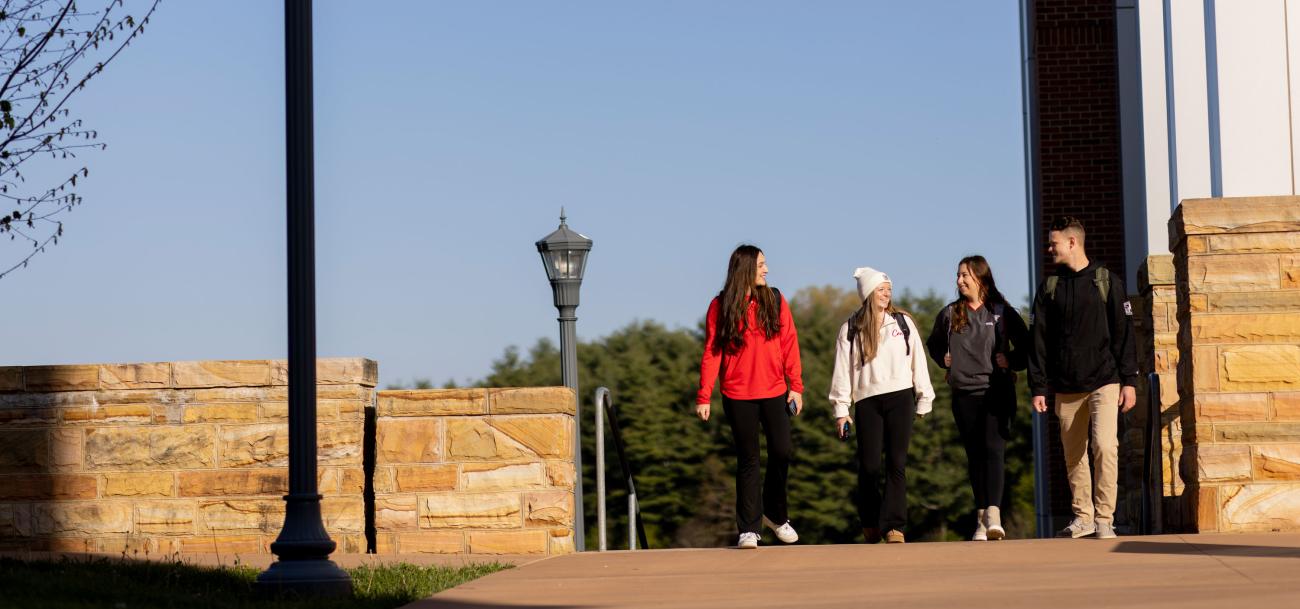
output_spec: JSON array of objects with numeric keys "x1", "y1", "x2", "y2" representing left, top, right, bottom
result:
[
  {"x1": 828, "y1": 312, "x2": 935, "y2": 419},
  {"x1": 697, "y1": 290, "x2": 803, "y2": 404},
  {"x1": 1027, "y1": 261, "x2": 1139, "y2": 396},
  {"x1": 926, "y1": 301, "x2": 1030, "y2": 392}
]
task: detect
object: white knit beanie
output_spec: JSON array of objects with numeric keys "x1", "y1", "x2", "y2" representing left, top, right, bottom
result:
[{"x1": 853, "y1": 267, "x2": 891, "y2": 302}]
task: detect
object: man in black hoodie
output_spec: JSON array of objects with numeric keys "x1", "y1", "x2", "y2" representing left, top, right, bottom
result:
[{"x1": 1029, "y1": 216, "x2": 1139, "y2": 540}]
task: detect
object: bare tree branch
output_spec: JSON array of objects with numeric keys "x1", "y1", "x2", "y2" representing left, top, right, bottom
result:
[{"x1": 0, "y1": 0, "x2": 160, "y2": 279}]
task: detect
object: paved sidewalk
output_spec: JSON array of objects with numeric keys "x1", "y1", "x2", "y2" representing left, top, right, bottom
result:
[{"x1": 409, "y1": 533, "x2": 1300, "y2": 609}]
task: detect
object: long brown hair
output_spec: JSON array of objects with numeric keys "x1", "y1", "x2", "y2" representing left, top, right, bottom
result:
[
  {"x1": 713, "y1": 244, "x2": 780, "y2": 354},
  {"x1": 950, "y1": 255, "x2": 1009, "y2": 333},
  {"x1": 849, "y1": 289, "x2": 908, "y2": 366}
]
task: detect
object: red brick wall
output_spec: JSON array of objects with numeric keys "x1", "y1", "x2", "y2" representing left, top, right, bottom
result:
[
  {"x1": 1028, "y1": 0, "x2": 1128, "y2": 528},
  {"x1": 1031, "y1": 0, "x2": 1128, "y2": 281}
]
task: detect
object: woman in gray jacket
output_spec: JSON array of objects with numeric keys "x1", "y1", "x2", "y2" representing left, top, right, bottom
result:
[{"x1": 925, "y1": 255, "x2": 1029, "y2": 541}]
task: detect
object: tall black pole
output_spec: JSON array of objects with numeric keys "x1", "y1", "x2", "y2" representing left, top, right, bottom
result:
[
  {"x1": 256, "y1": 0, "x2": 352, "y2": 595},
  {"x1": 556, "y1": 297, "x2": 584, "y2": 551}
]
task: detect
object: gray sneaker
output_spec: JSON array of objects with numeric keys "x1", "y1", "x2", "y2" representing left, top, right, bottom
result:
[
  {"x1": 1095, "y1": 522, "x2": 1117, "y2": 539},
  {"x1": 1055, "y1": 518, "x2": 1096, "y2": 539}
]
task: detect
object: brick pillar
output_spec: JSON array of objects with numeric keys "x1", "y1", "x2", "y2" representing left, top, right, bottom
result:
[
  {"x1": 1170, "y1": 197, "x2": 1300, "y2": 532},
  {"x1": 1030, "y1": 0, "x2": 1128, "y2": 281},
  {"x1": 1028, "y1": 0, "x2": 1129, "y2": 527}
]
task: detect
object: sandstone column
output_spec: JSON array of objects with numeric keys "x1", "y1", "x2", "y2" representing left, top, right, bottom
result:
[
  {"x1": 1170, "y1": 197, "x2": 1300, "y2": 532},
  {"x1": 1121, "y1": 254, "x2": 1185, "y2": 532}
]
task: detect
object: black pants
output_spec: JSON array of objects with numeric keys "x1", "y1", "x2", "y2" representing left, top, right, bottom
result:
[
  {"x1": 854, "y1": 388, "x2": 915, "y2": 532},
  {"x1": 951, "y1": 389, "x2": 1009, "y2": 509},
  {"x1": 723, "y1": 393, "x2": 792, "y2": 534}
]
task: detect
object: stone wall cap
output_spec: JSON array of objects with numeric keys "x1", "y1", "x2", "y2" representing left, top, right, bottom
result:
[
  {"x1": 1171, "y1": 196, "x2": 1300, "y2": 247},
  {"x1": 0, "y1": 357, "x2": 378, "y2": 392},
  {"x1": 1138, "y1": 254, "x2": 1175, "y2": 290}
]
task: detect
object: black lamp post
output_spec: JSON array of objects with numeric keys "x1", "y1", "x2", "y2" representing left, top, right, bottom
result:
[
  {"x1": 536, "y1": 209, "x2": 592, "y2": 552},
  {"x1": 255, "y1": 0, "x2": 351, "y2": 596}
]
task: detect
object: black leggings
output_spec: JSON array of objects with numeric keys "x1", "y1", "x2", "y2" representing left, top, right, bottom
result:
[
  {"x1": 854, "y1": 388, "x2": 915, "y2": 532},
  {"x1": 951, "y1": 389, "x2": 1009, "y2": 509},
  {"x1": 723, "y1": 393, "x2": 793, "y2": 534}
]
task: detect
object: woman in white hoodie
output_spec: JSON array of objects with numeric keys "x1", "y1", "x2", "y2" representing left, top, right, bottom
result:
[{"x1": 829, "y1": 267, "x2": 935, "y2": 544}]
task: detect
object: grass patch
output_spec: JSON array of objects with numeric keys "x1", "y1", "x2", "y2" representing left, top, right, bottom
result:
[{"x1": 0, "y1": 556, "x2": 509, "y2": 609}]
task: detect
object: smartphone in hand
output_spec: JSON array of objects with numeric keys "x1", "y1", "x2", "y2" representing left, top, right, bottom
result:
[
  {"x1": 786, "y1": 400, "x2": 797, "y2": 416},
  {"x1": 840, "y1": 421, "x2": 851, "y2": 441}
]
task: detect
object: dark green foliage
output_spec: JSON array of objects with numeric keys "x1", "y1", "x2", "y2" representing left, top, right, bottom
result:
[
  {"x1": 480, "y1": 287, "x2": 1037, "y2": 546},
  {"x1": 0, "y1": 556, "x2": 508, "y2": 609}
]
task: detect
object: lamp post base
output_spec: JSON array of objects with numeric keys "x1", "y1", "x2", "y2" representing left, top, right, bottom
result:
[
  {"x1": 254, "y1": 558, "x2": 352, "y2": 598},
  {"x1": 255, "y1": 494, "x2": 352, "y2": 597}
]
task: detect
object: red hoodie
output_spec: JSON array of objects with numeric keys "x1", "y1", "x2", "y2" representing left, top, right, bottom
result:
[{"x1": 697, "y1": 292, "x2": 803, "y2": 404}]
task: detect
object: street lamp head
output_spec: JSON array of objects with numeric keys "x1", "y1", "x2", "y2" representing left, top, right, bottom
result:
[{"x1": 535, "y1": 208, "x2": 593, "y2": 283}]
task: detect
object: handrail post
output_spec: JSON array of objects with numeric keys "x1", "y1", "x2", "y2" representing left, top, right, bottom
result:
[
  {"x1": 594, "y1": 388, "x2": 608, "y2": 552},
  {"x1": 1142, "y1": 371, "x2": 1163, "y2": 534},
  {"x1": 628, "y1": 493, "x2": 637, "y2": 550},
  {"x1": 592, "y1": 386, "x2": 649, "y2": 551}
]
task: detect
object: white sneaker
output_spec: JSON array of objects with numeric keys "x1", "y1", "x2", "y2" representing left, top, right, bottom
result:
[
  {"x1": 986, "y1": 506, "x2": 1005, "y2": 540},
  {"x1": 1055, "y1": 518, "x2": 1096, "y2": 539},
  {"x1": 972, "y1": 509, "x2": 988, "y2": 541},
  {"x1": 1095, "y1": 522, "x2": 1118, "y2": 539},
  {"x1": 762, "y1": 516, "x2": 799, "y2": 544},
  {"x1": 737, "y1": 532, "x2": 760, "y2": 549}
]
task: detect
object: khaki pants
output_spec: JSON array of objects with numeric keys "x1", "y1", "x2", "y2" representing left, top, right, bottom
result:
[{"x1": 1055, "y1": 384, "x2": 1120, "y2": 525}]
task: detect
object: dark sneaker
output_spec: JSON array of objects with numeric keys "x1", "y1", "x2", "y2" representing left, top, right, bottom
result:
[{"x1": 862, "y1": 527, "x2": 882, "y2": 544}]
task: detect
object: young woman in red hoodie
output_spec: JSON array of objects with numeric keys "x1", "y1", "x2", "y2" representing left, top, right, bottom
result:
[{"x1": 696, "y1": 244, "x2": 804, "y2": 549}]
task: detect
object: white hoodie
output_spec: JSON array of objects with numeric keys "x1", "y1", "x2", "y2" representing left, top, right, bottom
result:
[{"x1": 828, "y1": 312, "x2": 935, "y2": 419}]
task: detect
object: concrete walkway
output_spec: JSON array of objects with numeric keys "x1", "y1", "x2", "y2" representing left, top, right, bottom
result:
[{"x1": 408, "y1": 533, "x2": 1300, "y2": 609}]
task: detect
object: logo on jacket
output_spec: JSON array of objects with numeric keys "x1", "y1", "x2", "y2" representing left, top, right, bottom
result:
[{"x1": 1123, "y1": 301, "x2": 1133, "y2": 316}]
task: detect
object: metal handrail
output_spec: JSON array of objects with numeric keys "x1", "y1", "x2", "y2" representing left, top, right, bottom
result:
[
  {"x1": 1140, "y1": 371, "x2": 1164, "y2": 534},
  {"x1": 594, "y1": 387, "x2": 649, "y2": 551}
]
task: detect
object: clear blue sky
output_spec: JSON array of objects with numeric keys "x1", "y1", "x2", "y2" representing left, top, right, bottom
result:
[{"x1": 0, "y1": 0, "x2": 1028, "y2": 388}]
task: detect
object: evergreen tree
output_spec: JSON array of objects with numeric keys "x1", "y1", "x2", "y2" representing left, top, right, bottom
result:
[{"x1": 476, "y1": 287, "x2": 1037, "y2": 546}]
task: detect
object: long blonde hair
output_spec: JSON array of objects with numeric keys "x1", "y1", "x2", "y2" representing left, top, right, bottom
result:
[{"x1": 850, "y1": 298, "x2": 909, "y2": 366}]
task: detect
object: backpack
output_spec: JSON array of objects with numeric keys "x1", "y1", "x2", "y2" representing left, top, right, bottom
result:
[
  {"x1": 848, "y1": 309, "x2": 911, "y2": 357},
  {"x1": 1043, "y1": 267, "x2": 1109, "y2": 304}
]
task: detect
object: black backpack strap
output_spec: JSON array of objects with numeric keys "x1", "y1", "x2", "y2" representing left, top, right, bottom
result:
[
  {"x1": 847, "y1": 308, "x2": 859, "y2": 351},
  {"x1": 990, "y1": 302, "x2": 1006, "y2": 352},
  {"x1": 892, "y1": 311, "x2": 910, "y2": 356},
  {"x1": 770, "y1": 287, "x2": 782, "y2": 316}
]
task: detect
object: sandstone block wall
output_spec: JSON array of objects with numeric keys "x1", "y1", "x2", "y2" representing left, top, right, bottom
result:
[
  {"x1": 372, "y1": 387, "x2": 575, "y2": 556},
  {"x1": 0, "y1": 358, "x2": 375, "y2": 555},
  {"x1": 1170, "y1": 197, "x2": 1300, "y2": 532},
  {"x1": 1120, "y1": 254, "x2": 1185, "y2": 531}
]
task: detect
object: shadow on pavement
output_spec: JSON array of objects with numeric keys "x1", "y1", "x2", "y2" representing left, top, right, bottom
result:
[
  {"x1": 404, "y1": 599, "x2": 587, "y2": 609},
  {"x1": 1112, "y1": 540, "x2": 1300, "y2": 559}
]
